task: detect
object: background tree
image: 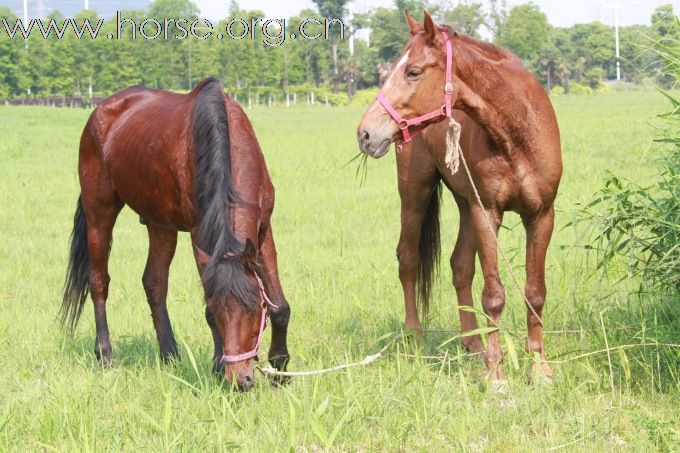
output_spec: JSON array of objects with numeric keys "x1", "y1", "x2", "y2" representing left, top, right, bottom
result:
[
  {"x1": 0, "y1": 0, "x2": 670, "y2": 100},
  {"x1": 368, "y1": 7, "x2": 409, "y2": 62},
  {"x1": 650, "y1": 4, "x2": 679, "y2": 86},
  {"x1": 441, "y1": 1, "x2": 486, "y2": 38},
  {"x1": 311, "y1": 0, "x2": 348, "y2": 92},
  {"x1": 487, "y1": 0, "x2": 508, "y2": 37},
  {"x1": 149, "y1": 0, "x2": 200, "y2": 90},
  {"x1": 652, "y1": 3, "x2": 679, "y2": 40},
  {"x1": 369, "y1": 0, "x2": 431, "y2": 62},
  {"x1": 0, "y1": 7, "x2": 21, "y2": 97},
  {"x1": 495, "y1": 2, "x2": 551, "y2": 63}
]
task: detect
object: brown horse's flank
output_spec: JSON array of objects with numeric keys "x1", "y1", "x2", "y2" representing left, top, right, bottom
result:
[{"x1": 61, "y1": 78, "x2": 290, "y2": 389}]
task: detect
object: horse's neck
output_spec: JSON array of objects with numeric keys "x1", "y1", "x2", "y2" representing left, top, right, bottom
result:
[{"x1": 453, "y1": 43, "x2": 534, "y2": 157}]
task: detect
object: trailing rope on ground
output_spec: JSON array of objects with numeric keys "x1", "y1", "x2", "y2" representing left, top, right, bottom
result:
[{"x1": 257, "y1": 342, "x2": 392, "y2": 378}]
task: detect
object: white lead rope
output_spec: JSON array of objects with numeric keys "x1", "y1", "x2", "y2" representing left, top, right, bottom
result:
[{"x1": 257, "y1": 342, "x2": 392, "y2": 377}]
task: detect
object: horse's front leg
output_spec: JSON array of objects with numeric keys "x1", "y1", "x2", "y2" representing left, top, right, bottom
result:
[
  {"x1": 396, "y1": 143, "x2": 439, "y2": 339},
  {"x1": 258, "y1": 225, "x2": 291, "y2": 375},
  {"x1": 190, "y1": 233, "x2": 224, "y2": 375},
  {"x1": 469, "y1": 204, "x2": 507, "y2": 390}
]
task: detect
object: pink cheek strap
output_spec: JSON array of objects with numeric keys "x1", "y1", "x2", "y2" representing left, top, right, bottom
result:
[
  {"x1": 219, "y1": 273, "x2": 277, "y2": 365},
  {"x1": 375, "y1": 32, "x2": 454, "y2": 151}
]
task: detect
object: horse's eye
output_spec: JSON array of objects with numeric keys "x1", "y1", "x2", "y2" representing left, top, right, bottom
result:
[{"x1": 407, "y1": 70, "x2": 422, "y2": 79}]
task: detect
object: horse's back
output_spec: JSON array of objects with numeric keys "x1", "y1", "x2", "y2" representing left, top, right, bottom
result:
[
  {"x1": 81, "y1": 86, "x2": 198, "y2": 229},
  {"x1": 79, "y1": 81, "x2": 272, "y2": 231}
]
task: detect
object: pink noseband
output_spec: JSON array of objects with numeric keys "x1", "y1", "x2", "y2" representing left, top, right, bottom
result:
[
  {"x1": 220, "y1": 273, "x2": 277, "y2": 365},
  {"x1": 376, "y1": 31, "x2": 454, "y2": 150}
]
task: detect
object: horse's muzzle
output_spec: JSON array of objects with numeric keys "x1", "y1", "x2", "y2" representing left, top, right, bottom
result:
[
  {"x1": 225, "y1": 364, "x2": 255, "y2": 391},
  {"x1": 357, "y1": 129, "x2": 391, "y2": 158}
]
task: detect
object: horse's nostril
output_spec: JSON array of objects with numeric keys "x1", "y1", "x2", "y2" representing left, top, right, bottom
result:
[
  {"x1": 362, "y1": 130, "x2": 370, "y2": 142},
  {"x1": 241, "y1": 374, "x2": 254, "y2": 390}
]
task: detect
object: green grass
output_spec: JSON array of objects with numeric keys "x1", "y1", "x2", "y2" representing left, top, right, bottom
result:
[{"x1": 0, "y1": 91, "x2": 678, "y2": 451}]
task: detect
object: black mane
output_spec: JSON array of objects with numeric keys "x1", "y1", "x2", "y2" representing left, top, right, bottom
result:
[{"x1": 193, "y1": 78, "x2": 258, "y2": 310}]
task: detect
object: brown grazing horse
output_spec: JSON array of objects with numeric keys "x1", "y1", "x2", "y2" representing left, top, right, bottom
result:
[
  {"x1": 357, "y1": 12, "x2": 562, "y2": 389},
  {"x1": 61, "y1": 78, "x2": 290, "y2": 390}
]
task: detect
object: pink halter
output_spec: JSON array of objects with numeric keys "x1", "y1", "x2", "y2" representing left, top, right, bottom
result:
[
  {"x1": 376, "y1": 31, "x2": 454, "y2": 150},
  {"x1": 220, "y1": 273, "x2": 277, "y2": 365}
]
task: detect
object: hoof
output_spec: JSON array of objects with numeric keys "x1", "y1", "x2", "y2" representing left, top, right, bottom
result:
[
  {"x1": 268, "y1": 354, "x2": 291, "y2": 386},
  {"x1": 94, "y1": 345, "x2": 112, "y2": 366},
  {"x1": 531, "y1": 362, "x2": 554, "y2": 385},
  {"x1": 463, "y1": 339, "x2": 485, "y2": 355},
  {"x1": 533, "y1": 373, "x2": 554, "y2": 386},
  {"x1": 488, "y1": 379, "x2": 510, "y2": 394},
  {"x1": 403, "y1": 324, "x2": 424, "y2": 343},
  {"x1": 160, "y1": 345, "x2": 180, "y2": 364},
  {"x1": 267, "y1": 373, "x2": 291, "y2": 387}
]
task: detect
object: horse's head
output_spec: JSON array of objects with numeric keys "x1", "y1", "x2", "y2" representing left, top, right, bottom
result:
[
  {"x1": 197, "y1": 240, "x2": 267, "y2": 391},
  {"x1": 358, "y1": 10, "x2": 457, "y2": 157}
]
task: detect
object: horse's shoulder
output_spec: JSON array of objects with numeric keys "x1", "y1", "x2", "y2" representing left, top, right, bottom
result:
[
  {"x1": 90, "y1": 87, "x2": 160, "y2": 142},
  {"x1": 95, "y1": 87, "x2": 156, "y2": 116}
]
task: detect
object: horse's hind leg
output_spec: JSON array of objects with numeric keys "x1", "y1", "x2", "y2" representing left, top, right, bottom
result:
[
  {"x1": 259, "y1": 225, "x2": 291, "y2": 374},
  {"x1": 451, "y1": 195, "x2": 484, "y2": 354},
  {"x1": 142, "y1": 225, "x2": 179, "y2": 362},
  {"x1": 522, "y1": 207, "x2": 555, "y2": 381},
  {"x1": 81, "y1": 187, "x2": 123, "y2": 364}
]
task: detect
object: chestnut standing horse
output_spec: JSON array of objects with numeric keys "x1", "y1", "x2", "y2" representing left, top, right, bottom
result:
[
  {"x1": 61, "y1": 78, "x2": 290, "y2": 390},
  {"x1": 357, "y1": 12, "x2": 562, "y2": 388}
]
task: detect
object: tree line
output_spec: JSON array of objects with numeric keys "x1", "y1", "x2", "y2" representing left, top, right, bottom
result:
[{"x1": 0, "y1": 0, "x2": 677, "y2": 103}]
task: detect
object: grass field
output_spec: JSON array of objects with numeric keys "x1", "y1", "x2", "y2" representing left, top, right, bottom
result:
[{"x1": 0, "y1": 91, "x2": 679, "y2": 451}]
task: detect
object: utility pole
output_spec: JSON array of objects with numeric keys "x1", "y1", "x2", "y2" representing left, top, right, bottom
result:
[
  {"x1": 614, "y1": 0, "x2": 621, "y2": 81},
  {"x1": 23, "y1": 0, "x2": 28, "y2": 24},
  {"x1": 599, "y1": 0, "x2": 621, "y2": 81},
  {"x1": 348, "y1": 0, "x2": 354, "y2": 57},
  {"x1": 85, "y1": 0, "x2": 89, "y2": 10}
]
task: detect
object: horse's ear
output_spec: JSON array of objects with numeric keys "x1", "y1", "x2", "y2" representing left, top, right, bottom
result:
[
  {"x1": 404, "y1": 9, "x2": 422, "y2": 35},
  {"x1": 423, "y1": 10, "x2": 440, "y2": 46},
  {"x1": 195, "y1": 246, "x2": 211, "y2": 267}
]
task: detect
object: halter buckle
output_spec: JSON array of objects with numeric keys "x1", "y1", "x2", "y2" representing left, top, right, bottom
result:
[
  {"x1": 445, "y1": 82, "x2": 453, "y2": 94},
  {"x1": 397, "y1": 119, "x2": 409, "y2": 130}
]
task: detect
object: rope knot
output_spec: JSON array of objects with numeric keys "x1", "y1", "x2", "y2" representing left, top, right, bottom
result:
[{"x1": 445, "y1": 116, "x2": 462, "y2": 175}]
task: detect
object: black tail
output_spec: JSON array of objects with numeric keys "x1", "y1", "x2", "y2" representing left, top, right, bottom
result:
[
  {"x1": 417, "y1": 177, "x2": 442, "y2": 318},
  {"x1": 61, "y1": 195, "x2": 90, "y2": 331},
  {"x1": 193, "y1": 78, "x2": 258, "y2": 309}
]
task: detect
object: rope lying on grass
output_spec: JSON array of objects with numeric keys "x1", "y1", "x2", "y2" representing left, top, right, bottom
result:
[
  {"x1": 396, "y1": 343, "x2": 680, "y2": 365},
  {"x1": 257, "y1": 334, "x2": 680, "y2": 378},
  {"x1": 257, "y1": 342, "x2": 392, "y2": 378}
]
